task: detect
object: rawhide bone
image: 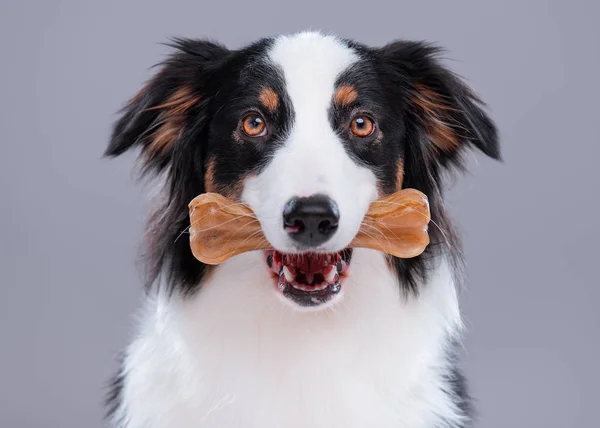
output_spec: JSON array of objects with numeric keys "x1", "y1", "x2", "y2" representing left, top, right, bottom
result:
[{"x1": 188, "y1": 188, "x2": 430, "y2": 265}]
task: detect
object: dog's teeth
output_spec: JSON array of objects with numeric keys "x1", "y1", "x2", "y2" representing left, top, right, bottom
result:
[
  {"x1": 293, "y1": 283, "x2": 307, "y2": 291},
  {"x1": 325, "y1": 266, "x2": 336, "y2": 283},
  {"x1": 282, "y1": 266, "x2": 295, "y2": 282}
]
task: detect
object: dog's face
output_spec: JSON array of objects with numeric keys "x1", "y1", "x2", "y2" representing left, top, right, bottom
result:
[
  {"x1": 242, "y1": 37, "x2": 377, "y2": 257},
  {"x1": 106, "y1": 32, "x2": 499, "y2": 308}
]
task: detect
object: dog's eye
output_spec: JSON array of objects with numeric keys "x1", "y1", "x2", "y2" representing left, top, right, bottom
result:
[
  {"x1": 350, "y1": 115, "x2": 375, "y2": 137},
  {"x1": 241, "y1": 114, "x2": 267, "y2": 137}
]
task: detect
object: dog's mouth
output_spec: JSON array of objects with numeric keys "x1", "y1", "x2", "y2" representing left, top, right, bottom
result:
[{"x1": 265, "y1": 249, "x2": 353, "y2": 307}]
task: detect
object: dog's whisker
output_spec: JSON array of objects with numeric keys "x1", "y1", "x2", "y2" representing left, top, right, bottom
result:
[
  {"x1": 363, "y1": 199, "x2": 449, "y2": 249},
  {"x1": 192, "y1": 216, "x2": 258, "y2": 233},
  {"x1": 356, "y1": 223, "x2": 394, "y2": 252},
  {"x1": 225, "y1": 226, "x2": 267, "y2": 255},
  {"x1": 174, "y1": 213, "x2": 258, "y2": 244},
  {"x1": 174, "y1": 202, "x2": 259, "y2": 243},
  {"x1": 358, "y1": 221, "x2": 394, "y2": 246},
  {"x1": 368, "y1": 210, "x2": 450, "y2": 250}
]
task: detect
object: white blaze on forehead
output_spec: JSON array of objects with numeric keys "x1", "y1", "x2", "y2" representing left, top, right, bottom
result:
[
  {"x1": 268, "y1": 32, "x2": 358, "y2": 121},
  {"x1": 243, "y1": 32, "x2": 377, "y2": 254}
]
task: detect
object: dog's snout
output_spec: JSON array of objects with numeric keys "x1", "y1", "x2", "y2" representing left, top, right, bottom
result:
[{"x1": 283, "y1": 195, "x2": 339, "y2": 247}]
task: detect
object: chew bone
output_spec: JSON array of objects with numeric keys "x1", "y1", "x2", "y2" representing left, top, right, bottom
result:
[{"x1": 189, "y1": 189, "x2": 430, "y2": 265}]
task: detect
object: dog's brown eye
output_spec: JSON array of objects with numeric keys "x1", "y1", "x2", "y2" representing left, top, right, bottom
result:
[
  {"x1": 242, "y1": 114, "x2": 267, "y2": 137},
  {"x1": 350, "y1": 116, "x2": 375, "y2": 137}
]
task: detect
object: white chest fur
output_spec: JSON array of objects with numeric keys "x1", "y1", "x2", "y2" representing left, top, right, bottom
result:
[{"x1": 114, "y1": 249, "x2": 464, "y2": 428}]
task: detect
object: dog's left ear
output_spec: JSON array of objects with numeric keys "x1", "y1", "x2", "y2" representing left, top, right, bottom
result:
[
  {"x1": 105, "y1": 38, "x2": 231, "y2": 174},
  {"x1": 379, "y1": 41, "x2": 500, "y2": 165}
]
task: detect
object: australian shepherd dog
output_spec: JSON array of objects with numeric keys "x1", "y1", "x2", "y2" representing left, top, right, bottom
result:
[{"x1": 105, "y1": 31, "x2": 500, "y2": 428}]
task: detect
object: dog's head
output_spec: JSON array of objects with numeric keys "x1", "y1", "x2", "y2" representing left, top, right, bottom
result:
[{"x1": 106, "y1": 32, "x2": 499, "y2": 307}]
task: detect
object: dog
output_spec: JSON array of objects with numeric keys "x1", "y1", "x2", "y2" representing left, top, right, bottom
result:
[{"x1": 104, "y1": 31, "x2": 500, "y2": 428}]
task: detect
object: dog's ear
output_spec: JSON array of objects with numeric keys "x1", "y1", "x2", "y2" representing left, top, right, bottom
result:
[
  {"x1": 379, "y1": 41, "x2": 500, "y2": 167},
  {"x1": 105, "y1": 39, "x2": 230, "y2": 291},
  {"x1": 105, "y1": 38, "x2": 230, "y2": 174}
]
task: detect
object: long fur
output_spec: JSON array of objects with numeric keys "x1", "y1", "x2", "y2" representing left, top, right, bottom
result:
[{"x1": 104, "y1": 31, "x2": 500, "y2": 428}]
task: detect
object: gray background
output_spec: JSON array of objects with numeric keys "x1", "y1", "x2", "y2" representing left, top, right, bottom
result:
[{"x1": 1, "y1": 0, "x2": 598, "y2": 427}]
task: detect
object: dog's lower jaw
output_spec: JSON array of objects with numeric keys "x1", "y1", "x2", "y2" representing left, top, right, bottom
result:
[{"x1": 111, "y1": 249, "x2": 465, "y2": 428}]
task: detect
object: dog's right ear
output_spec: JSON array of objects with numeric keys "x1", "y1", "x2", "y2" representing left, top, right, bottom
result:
[{"x1": 105, "y1": 39, "x2": 230, "y2": 174}]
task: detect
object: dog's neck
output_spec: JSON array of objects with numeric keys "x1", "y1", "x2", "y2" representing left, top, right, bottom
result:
[{"x1": 114, "y1": 249, "x2": 465, "y2": 428}]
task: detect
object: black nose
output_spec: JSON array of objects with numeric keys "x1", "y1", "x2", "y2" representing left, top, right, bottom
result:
[{"x1": 283, "y1": 195, "x2": 340, "y2": 247}]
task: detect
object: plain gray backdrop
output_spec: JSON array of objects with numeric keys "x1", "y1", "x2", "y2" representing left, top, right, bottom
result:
[{"x1": 1, "y1": 0, "x2": 599, "y2": 427}]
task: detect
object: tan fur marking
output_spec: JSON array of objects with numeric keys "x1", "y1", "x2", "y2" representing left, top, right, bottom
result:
[
  {"x1": 143, "y1": 87, "x2": 200, "y2": 153},
  {"x1": 204, "y1": 158, "x2": 249, "y2": 201},
  {"x1": 334, "y1": 85, "x2": 358, "y2": 107},
  {"x1": 259, "y1": 87, "x2": 279, "y2": 112},
  {"x1": 205, "y1": 159, "x2": 217, "y2": 194},
  {"x1": 376, "y1": 181, "x2": 386, "y2": 198},
  {"x1": 226, "y1": 177, "x2": 247, "y2": 201},
  {"x1": 412, "y1": 84, "x2": 460, "y2": 152},
  {"x1": 145, "y1": 87, "x2": 200, "y2": 113},
  {"x1": 150, "y1": 116, "x2": 183, "y2": 153},
  {"x1": 395, "y1": 159, "x2": 404, "y2": 191}
]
